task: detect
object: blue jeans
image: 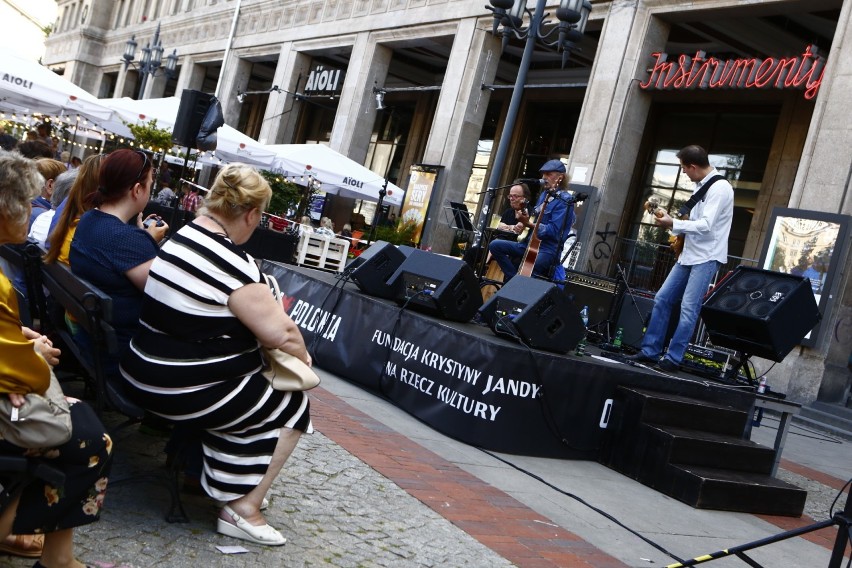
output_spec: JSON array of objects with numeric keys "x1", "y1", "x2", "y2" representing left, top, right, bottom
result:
[
  {"x1": 640, "y1": 260, "x2": 719, "y2": 364},
  {"x1": 488, "y1": 239, "x2": 557, "y2": 282}
]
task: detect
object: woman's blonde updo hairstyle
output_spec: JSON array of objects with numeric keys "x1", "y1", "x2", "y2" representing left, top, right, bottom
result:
[
  {"x1": 199, "y1": 163, "x2": 271, "y2": 219},
  {"x1": 0, "y1": 152, "x2": 43, "y2": 226}
]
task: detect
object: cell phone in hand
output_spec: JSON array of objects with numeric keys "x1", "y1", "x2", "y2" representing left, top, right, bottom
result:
[{"x1": 143, "y1": 217, "x2": 165, "y2": 228}]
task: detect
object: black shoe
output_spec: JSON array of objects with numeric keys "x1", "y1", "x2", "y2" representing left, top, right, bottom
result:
[
  {"x1": 655, "y1": 358, "x2": 680, "y2": 372},
  {"x1": 625, "y1": 352, "x2": 657, "y2": 364}
]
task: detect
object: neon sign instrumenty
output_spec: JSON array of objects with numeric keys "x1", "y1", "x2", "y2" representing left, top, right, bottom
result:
[{"x1": 640, "y1": 44, "x2": 826, "y2": 100}]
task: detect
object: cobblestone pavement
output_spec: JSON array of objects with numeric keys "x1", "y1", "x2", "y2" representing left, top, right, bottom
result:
[{"x1": 2, "y1": 426, "x2": 514, "y2": 568}]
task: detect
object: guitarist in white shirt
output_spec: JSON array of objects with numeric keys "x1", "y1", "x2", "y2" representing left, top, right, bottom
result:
[{"x1": 627, "y1": 145, "x2": 734, "y2": 372}]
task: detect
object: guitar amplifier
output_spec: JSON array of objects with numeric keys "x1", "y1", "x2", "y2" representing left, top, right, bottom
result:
[{"x1": 562, "y1": 270, "x2": 622, "y2": 328}]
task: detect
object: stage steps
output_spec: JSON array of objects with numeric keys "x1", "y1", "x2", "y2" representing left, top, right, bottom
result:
[{"x1": 600, "y1": 387, "x2": 807, "y2": 516}]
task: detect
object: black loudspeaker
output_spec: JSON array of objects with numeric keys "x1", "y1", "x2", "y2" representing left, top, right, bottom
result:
[
  {"x1": 615, "y1": 293, "x2": 655, "y2": 350},
  {"x1": 387, "y1": 249, "x2": 482, "y2": 322},
  {"x1": 172, "y1": 90, "x2": 214, "y2": 148},
  {"x1": 614, "y1": 293, "x2": 681, "y2": 350},
  {"x1": 479, "y1": 276, "x2": 585, "y2": 354},
  {"x1": 349, "y1": 241, "x2": 407, "y2": 299},
  {"x1": 562, "y1": 270, "x2": 620, "y2": 329},
  {"x1": 701, "y1": 266, "x2": 821, "y2": 361}
]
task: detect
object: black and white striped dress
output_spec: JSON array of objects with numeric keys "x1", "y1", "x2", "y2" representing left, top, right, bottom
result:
[{"x1": 119, "y1": 222, "x2": 311, "y2": 502}]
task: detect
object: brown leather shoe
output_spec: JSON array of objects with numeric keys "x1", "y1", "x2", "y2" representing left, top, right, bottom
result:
[{"x1": 0, "y1": 533, "x2": 44, "y2": 558}]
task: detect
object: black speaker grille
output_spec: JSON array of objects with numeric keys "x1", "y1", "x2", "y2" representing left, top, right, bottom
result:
[
  {"x1": 716, "y1": 293, "x2": 747, "y2": 312},
  {"x1": 746, "y1": 300, "x2": 774, "y2": 318},
  {"x1": 731, "y1": 272, "x2": 768, "y2": 292}
]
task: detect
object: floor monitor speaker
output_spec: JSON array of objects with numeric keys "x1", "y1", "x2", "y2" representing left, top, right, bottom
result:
[
  {"x1": 349, "y1": 241, "x2": 407, "y2": 299},
  {"x1": 387, "y1": 249, "x2": 482, "y2": 322},
  {"x1": 172, "y1": 90, "x2": 214, "y2": 148},
  {"x1": 479, "y1": 275, "x2": 585, "y2": 354},
  {"x1": 701, "y1": 266, "x2": 820, "y2": 361}
]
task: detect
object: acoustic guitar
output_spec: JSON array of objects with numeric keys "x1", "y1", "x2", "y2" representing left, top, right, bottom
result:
[
  {"x1": 518, "y1": 199, "x2": 547, "y2": 277},
  {"x1": 644, "y1": 197, "x2": 684, "y2": 258}
]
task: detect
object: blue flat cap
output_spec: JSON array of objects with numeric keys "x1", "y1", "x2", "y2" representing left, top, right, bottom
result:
[{"x1": 539, "y1": 159, "x2": 566, "y2": 173}]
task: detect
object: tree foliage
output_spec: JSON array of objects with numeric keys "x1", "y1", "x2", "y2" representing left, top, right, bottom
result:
[
  {"x1": 260, "y1": 170, "x2": 302, "y2": 217},
  {"x1": 124, "y1": 119, "x2": 174, "y2": 153}
]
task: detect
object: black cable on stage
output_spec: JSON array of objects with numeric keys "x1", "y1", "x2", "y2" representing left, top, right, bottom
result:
[{"x1": 478, "y1": 447, "x2": 688, "y2": 565}]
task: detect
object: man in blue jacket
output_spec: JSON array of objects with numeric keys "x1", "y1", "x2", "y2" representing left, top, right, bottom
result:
[{"x1": 488, "y1": 159, "x2": 575, "y2": 282}]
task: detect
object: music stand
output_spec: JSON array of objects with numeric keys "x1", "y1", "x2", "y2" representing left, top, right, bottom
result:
[{"x1": 446, "y1": 201, "x2": 475, "y2": 232}]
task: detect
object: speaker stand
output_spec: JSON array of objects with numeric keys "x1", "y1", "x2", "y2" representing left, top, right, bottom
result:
[{"x1": 723, "y1": 352, "x2": 756, "y2": 386}]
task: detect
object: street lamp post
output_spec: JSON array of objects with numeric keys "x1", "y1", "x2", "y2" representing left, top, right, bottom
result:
[
  {"x1": 122, "y1": 23, "x2": 178, "y2": 100},
  {"x1": 468, "y1": 0, "x2": 591, "y2": 267}
]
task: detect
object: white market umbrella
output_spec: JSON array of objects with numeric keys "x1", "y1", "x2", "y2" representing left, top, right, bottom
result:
[
  {"x1": 269, "y1": 144, "x2": 403, "y2": 206},
  {"x1": 99, "y1": 96, "x2": 275, "y2": 167},
  {"x1": 0, "y1": 47, "x2": 116, "y2": 128}
]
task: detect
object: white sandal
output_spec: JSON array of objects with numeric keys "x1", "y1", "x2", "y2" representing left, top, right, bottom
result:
[{"x1": 216, "y1": 505, "x2": 286, "y2": 546}]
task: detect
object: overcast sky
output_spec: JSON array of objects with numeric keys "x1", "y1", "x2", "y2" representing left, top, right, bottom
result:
[{"x1": 0, "y1": 0, "x2": 58, "y2": 60}]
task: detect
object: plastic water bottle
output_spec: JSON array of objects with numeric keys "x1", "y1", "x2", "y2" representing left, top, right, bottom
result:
[
  {"x1": 757, "y1": 376, "x2": 767, "y2": 394},
  {"x1": 575, "y1": 306, "x2": 589, "y2": 356},
  {"x1": 613, "y1": 327, "x2": 623, "y2": 349}
]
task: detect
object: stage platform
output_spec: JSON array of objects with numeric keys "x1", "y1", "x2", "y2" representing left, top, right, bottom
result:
[{"x1": 261, "y1": 261, "x2": 760, "y2": 460}]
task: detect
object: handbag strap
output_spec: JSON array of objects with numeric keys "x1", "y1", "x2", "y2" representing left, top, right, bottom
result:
[{"x1": 263, "y1": 273, "x2": 282, "y2": 301}]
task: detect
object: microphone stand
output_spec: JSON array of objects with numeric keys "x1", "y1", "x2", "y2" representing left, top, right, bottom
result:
[{"x1": 614, "y1": 261, "x2": 647, "y2": 345}]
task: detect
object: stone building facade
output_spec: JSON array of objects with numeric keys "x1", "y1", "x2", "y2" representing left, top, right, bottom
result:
[{"x1": 44, "y1": 0, "x2": 851, "y2": 407}]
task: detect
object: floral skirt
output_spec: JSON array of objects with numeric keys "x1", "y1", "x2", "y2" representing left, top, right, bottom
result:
[{"x1": 0, "y1": 399, "x2": 113, "y2": 534}]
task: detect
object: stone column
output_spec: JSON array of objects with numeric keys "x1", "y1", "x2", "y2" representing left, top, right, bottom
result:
[
  {"x1": 259, "y1": 43, "x2": 311, "y2": 145},
  {"x1": 330, "y1": 31, "x2": 392, "y2": 162},
  {"x1": 568, "y1": 0, "x2": 666, "y2": 274},
  {"x1": 174, "y1": 56, "x2": 207, "y2": 94},
  {"x1": 218, "y1": 55, "x2": 252, "y2": 128},
  {"x1": 418, "y1": 18, "x2": 500, "y2": 253}
]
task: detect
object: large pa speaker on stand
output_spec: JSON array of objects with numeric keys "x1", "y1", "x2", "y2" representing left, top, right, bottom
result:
[
  {"x1": 387, "y1": 249, "x2": 482, "y2": 322},
  {"x1": 479, "y1": 275, "x2": 585, "y2": 354},
  {"x1": 701, "y1": 266, "x2": 821, "y2": 362},
  {"x1": 172, "y1": 90, "x2": 214, "y2": 148}
]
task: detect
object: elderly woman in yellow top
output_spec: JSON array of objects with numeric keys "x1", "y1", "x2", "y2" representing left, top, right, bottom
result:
[{"x1": 0, "y1": 151, "x2": 113, "y2": 568}]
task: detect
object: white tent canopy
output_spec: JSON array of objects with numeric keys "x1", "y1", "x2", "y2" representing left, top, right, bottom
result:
[
  {"x1": 269, "y1": 144, "x2": 404, "y2": 206},
  {"x1": 0, "y1": 47, "x2": 115, "y2": 128},
  {"x1": 98, "y1": 96, "x2": 276, "y2": 167}
]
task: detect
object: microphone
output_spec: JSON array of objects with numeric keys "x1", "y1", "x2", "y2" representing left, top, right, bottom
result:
[{"x1": 518, "y1": 178, "x2": 547, "y2": 188}]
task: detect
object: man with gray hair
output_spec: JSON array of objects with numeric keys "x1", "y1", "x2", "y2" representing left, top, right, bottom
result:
[{"x1": 29, "y1": 168, "x2": 78, "y2": 248}]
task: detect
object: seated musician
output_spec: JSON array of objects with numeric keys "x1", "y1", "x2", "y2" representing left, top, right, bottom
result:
[
  {"x1": 494, "y1": 182, "x2": 531, "y2": 239},
  {"x1": 488, "y1": 159, "x2": 575, "y2": 282}
]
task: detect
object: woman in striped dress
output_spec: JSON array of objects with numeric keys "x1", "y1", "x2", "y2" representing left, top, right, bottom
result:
[{"x1": 120, "y1": 164, "x2": 311, "y2": 547}]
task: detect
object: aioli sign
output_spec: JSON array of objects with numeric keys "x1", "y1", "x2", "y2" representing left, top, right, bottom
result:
[{"x1": 640, "y1": 44, "x2": 826, "y2": 100}]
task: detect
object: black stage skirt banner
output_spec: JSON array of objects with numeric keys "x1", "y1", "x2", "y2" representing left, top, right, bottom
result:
[{"x1": 260, "y1": 261, "x2": 750, "y2": 459}]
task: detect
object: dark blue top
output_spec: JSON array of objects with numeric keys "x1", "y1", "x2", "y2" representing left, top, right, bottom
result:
[
  {"x1": 70, "y1": 209, "x2": 159, "y2": 350},
  {"x1": 525, "y1": 190, "x2": 575, "y2": 258}
]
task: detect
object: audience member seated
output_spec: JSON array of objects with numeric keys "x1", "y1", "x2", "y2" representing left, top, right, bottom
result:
[
  {"x1": 30, "y1": 160, "x2": 66, "y2": 230},
  {"x1": 68, "y1": 149, "x2": 168, "y2": 377},
  {"x1": 30, "y1": 169, "x2": 78, "y2": 249},
  {"x1": 154, "y1": 170, "x2": 176, "y2": 207},
  {"x1": 120, "y1": 164, "x2": 312, "y2": 547},
  {"x1": 44, "y1": 155, "x2": 103, "y2": 262},
  {"x1": 297, "y1": 215, "x2": 313, "y2": 239},
  {"x1": 0, "y1": 151, "x2": 113, "y2": 568},
  {"x1": 315, "y1": 216, "x2": 335, "y2": 238}
]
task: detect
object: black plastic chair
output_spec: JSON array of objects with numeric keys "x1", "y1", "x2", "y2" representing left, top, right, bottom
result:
[
  {"x1": 38, "y1": 261, "x2": 189, "y2": 523},
  {"x1": 0, "y1": 455, "x2": 65, "y2": 514}
]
